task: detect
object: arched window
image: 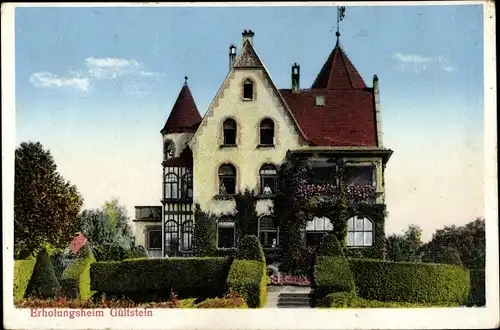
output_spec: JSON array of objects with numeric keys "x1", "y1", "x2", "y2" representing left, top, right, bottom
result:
[
  {"x1": 165, "y1": 220, "x2": 179, "y2": 254},
  {"x1": 218, "y1": 216, "x2": 236, "y2": 249},
  {"x1": 223, "y1": 119, "x2": 237, "y2": 145},
  {"x1": 218, "y1": 164, "x2": 236, "y2": 195},
  {"x1": 305, "y1": 216, "x2": 333, "y2": 247},
  {"x1": 259, "y1": 164, "x2": 278, "y2": 195},
  {"x1": 181, "y1": 171, "x2": 193, "y2": 198},
  {"x1": 165, "y1": 173, "x2": 179, "y2": 199},
  {"x1": 164, "y1": 141, "x2": 175, "y2": 160},
  {"x1": 181, "y1": 220, "x2": 194, "y2": 251},
  {"x1": 259, "y1": 119, "x2": 275, "y2": 145},
  {"x1": 347, "y1": 216, "x2": 373, "y2": 247},
  {"x1": 259, "y1": 216, "x2": 278, "y2": 248},
  {"x1": 243, "y1": 79, "x2": 254, "y2": 100}
]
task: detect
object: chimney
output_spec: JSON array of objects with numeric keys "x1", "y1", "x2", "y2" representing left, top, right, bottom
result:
[
  {"x1": 242, "y1": 29, "x2": 255, "y2": 46},
  {"x1": 291, "y1": 63, "x2": 300, "y2": 93},
  {"x1": 373, "y1": 75, "x2": 383, "y2": 147},
  {"x1": 229, "y1": 44, "x2": 237, "y2": 70}
]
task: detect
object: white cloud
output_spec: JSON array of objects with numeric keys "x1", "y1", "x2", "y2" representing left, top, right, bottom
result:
[
  {"x1": 85, "y1": 57, "x2": 143, "y2": 79},
  {"x1": 29, "y1": 71, "x2": 90, "y2": 92},
  {"x1": 392, "y1": 52, "x2": 457, "y2": 74}
]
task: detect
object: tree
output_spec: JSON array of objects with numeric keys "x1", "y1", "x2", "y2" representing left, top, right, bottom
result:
[
  {"x1": 385, "y1": 224, "x2": 423, "y2": 262},
  {"x1": 24, "y1": 247, "x2": 60, "y2": 298},
  {"x1": 421, "y1": 218, "x2": 485, "y2": 269},
  {"x1": 77, "y1": 198, "x2": 134, "y2": 249},
  {"x1": 15, "y1": 142, "x2": 83, "y2": 259}
]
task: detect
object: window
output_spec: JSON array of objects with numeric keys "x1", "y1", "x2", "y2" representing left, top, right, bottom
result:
[
  {"x1": 243, "y1": 79, "x2": 253, "y2": 100},
  {"x1": 259, "y1": 164, "x2": 278, "y2": 195},
  {"x1": 315, "y1": 95, "x2": 325, "y2": 106},
  {"x1": 218, "y1": 164, "x2": 236, "y2": 195},
  {"x1": 259, "y1": 216, "x2": 278, "y2": 248},
  {"x1": 344, "y1": 166, "x2": 375, "y2": 186},
  {"x1": 218, "y1": 217, "x2": 236, "y2": 248},
  {"x1": 182, "y1": 221, "x2": 194, "y2": 251},
  {"x1": 310, "y1": 165, "x2": 334, "y2": 185},
  {"x1": 164, "y1": 141, "x2": 175, "y2": 160},
  {"x1": 347, "y1": 216, "x2": 373, "y2": 247},
  {"x1": 223, "y1": 119, "x2": 237, "y2": 145},
  {"x1": 306, "y1": 216, "x2": 333, "y2": 247},
  {"x1": 147, "y1": 228, "x2": 162, "y2": 250},
  {"x1": 181, "y1": 171, "x2": 193, "y2": 198},
  {"x1": 259, "y1": 119, "x2": 275, "y2": 145},
  {"x1": 165, "y1": 220, "x2": 179, "y2": 253},
  {"x1": 165, "y1": 173, "x2": 179, "y2": 199}
]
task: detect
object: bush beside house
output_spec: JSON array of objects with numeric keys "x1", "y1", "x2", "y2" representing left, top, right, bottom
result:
[
  {"x1": 227, "y1": 259, "x2": 267, "y2": 308},
  {"x1": 24, "y1": 247, "x2": 60, "y2": 299},
  {"x1": 235, "y1": 235, "x2": 265, "y2": 262},
  {"x1": 60, "y1": 245, "x2": 96, "y2": 300},
  {"x1": 14, "y1": 259, "x2": 36, "y2": 301},
  {"x1": 348, "y1": 258, "x2": 470, "y2": 304}
]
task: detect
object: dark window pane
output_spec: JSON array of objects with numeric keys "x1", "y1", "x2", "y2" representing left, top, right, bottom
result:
[
  {"x1": 220, "y1": 177, "x2": 235, "y2": 194},
  {"x1": 259, "y1": 231, "x2": 278, "y2": 248},
  {"x1": 243, "y1": 81, "x2": 253, "y2": 99},
  {"x1": 344, "y1": 166, "x2": 373, "y2": 185},
  {"x1": 306, "y1": 233, "x2": 325, "y2": 247},
  {"x1": 218, "y1": 227, "x2": 235, "y2": 248},
  {"x1": 223, "y1": 129, "x2": 236, "y2": 145},
  {"x1": 261, "y1": 177, "x2": 277, "y2": 194},
  {"x1": 260, "y1": 129, "x2": 274, "y2": 145},
  {"x1": 310, "y1": 166, "x2": 334, "y2": 184},
  {"x1": 148, "y1": 230, "x2": 162, "y2": 249}
]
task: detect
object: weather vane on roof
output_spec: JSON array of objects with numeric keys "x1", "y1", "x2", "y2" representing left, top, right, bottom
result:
[{"x1": 336, "y1": 6, "x2": 346, "y2": 41}]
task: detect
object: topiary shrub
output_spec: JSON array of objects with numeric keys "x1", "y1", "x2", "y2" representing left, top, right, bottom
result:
[
  {"x1": 127, "y1": 245, "x2": 148, "y2": 259},
  {"x1": 193, "y1": 205, "x2": 217, "y2": 257},
  {"x1": 313, "y1": 256, "x2": 356, "y2": 301},
  {"x1": 227, "y1": 259, "x2": 267, "y2": 308},
  {"x1": 91, "y1": 257, "x2": 232, "y2": 301},
  {"x1": 437, "y1": 247, "x2": 463, "y2": 266},
  {"x1": 467, "y1": 269, "x2": 485, "y2": 307},
  {"x1": 235, "y1": 235, "x2": 265, "y2": 262},
  {"x1": 13, "y1": 259, "x2": 36, "y2": 301},
  {"x1": 317, "y1": 234, "x2": 344, "y2": 257},
  {"x1": 348, "y1": 258, "x2": 470, "y2": 304},
  {"x1": 24, "y1": 247, "x2": 60, "y2": 299},
  {"x1": 318, "y1": 291, "x2": 356, "y2": 308},
  {"x1": 60, "y1": 245, "x2": 96, "y2": 300}
]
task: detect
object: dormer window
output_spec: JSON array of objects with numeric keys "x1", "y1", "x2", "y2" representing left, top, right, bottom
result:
[
  {"x1": 243, "y1": 79, "x2": 254, "y2": 100},
  {"x1": 164, "y1": 141, "x2": 175, "y2": 160},
  {"x1": 315, "y1": 95, "x2": 325, "y2": 106}
]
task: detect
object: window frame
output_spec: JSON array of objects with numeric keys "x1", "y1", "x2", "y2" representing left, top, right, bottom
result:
[
  {"x1": 164, "y1": 172, "x2": 180, "y2": 199},
  {"x1": 146, "y1": 227, "x2": 162, "y2": 250},
  {"x1": 165, "y1": 220, "x2": 180, "y2": 253},
  {"x1": 259, "y1": 118, "x2": 275, "y2": 146},
  {"x1": 344, "y1": 164, "x2": 377, "y2": 187},
  {"x1": 258, "y1": 216, "x2": 279, "y2": 249},
  {"x1": 346, "y1": 216, "x2": 374, "y2": 247},
  {"x1": 243, "y1": 79, "x2": 254, "y2": 100},
  {"x1": 181, "y1": 220, "x2": 194, "y2": 251},
  {"x1": 222, "y1": 118, "x2": 237, "y2": 146},
  {"x1": 305, "y1": 216, "x2": 334, "y2": 247},
  {"x1": 181, "y1": 171, "x2": 193, "y2": 199},
  {"x1": 217, "y1": 216, "x2": 236, "y2": 249},
  {"x1": 218, "y1": 164, "x2": 237, "y2": 195},
  {"x1": 164, "y1": 140, "x2": 175, "y2": 160},
  {"x1": 259, "y1": 164, "x2": 278, "y2": 196}
]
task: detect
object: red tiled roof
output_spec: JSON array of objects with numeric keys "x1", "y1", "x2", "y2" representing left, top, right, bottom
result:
[
  {"x1": 163, "y1": 147, "x2": 193, "y2": 168},
  {"x1": 161, "y1": 82, "x2": 202, "y2": 134},
  {"x1": 311, "y1": 41, "x2": 367, "y2": 90},
  {"x1": 69, "y1": 232, "x2": 88, "y2": 255},
  {"x1": 279, "y1": 88, "x2": 377, "y2": 147}
]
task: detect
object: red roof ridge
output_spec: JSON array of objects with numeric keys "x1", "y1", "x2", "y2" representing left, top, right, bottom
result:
[{"x1": 161, "y1": 81, "x2": 202, "y2": 135}]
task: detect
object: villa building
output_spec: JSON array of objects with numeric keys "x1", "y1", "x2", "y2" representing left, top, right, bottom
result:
[{"x1": 133, "y1": 30, "x2": 393, "y2": 258}]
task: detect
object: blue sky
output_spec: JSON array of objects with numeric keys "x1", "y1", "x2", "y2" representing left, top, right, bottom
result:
[{"x1": 15, "y1": 4, "x2": 485, "y2": 241}]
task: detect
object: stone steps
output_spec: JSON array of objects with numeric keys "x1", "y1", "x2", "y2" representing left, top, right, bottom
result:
[{"x1": 264, "y1": 286, "x2": 313, "y2": 308}]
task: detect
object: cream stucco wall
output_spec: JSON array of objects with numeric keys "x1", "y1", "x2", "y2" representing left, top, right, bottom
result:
[
  {"x1": 190, "y1": 68, "x2": 304, "y2": 214},
  {"x1": 133, "y1": 221, "x2": 163, "y2": 258}
]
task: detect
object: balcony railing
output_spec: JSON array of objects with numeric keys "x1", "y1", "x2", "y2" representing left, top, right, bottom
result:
[
  {"x1": 135, "y1": 206, "x2": 162, "y2": 221},
  {"x1": 296, "y1": 183, "x2": 379, "y2": 204}
]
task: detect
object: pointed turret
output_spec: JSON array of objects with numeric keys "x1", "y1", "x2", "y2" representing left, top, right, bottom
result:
[
  {"x1": 161, "y1": 77, "x2": 202, "y2": 135},
  {"x1": 311, "y1": 41, "x2": 367, "y2": 90}
]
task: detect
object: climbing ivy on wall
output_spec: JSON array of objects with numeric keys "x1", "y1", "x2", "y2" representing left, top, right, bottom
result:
[
  {"x1": 192, "y1": 204, "x2": 217, "y2": 257},
  {"x1": 234, "y1": 189, "x2": 258, "y2": 243}
]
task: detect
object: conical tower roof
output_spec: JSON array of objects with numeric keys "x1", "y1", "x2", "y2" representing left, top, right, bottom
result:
[{"x1": 161, "y1": 78, "x2": 202, "y2": 134}]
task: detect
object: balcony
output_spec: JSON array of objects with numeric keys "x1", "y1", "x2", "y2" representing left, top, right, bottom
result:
[
  {"x1": 134, "y1": 206, "x2": 162, "y2": 222},
  {"x1": 296, "y1": 183, "x2": 379, "y2": 205}
]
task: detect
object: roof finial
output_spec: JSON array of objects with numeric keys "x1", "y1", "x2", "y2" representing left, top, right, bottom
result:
[
  {"x1": 336, "y1": 6, "x2": 346, "y2": 44},
  {"x1": 184, "y1": 76, "x2": 188, "y2": 85}
]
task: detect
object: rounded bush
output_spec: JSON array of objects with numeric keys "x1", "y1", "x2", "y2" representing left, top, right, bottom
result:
[
  {"x1": 437, "y1": 247, "x2": 463, "y2": 266},
  {"x1": 348, "y1": 258, "x2": 470, "y2": 304},
  {"x1": 317, "y1": 234, "x2": 344, "y2": 257},
  {"x1": 93, "y1": 244, "x2": 127, "y2": 261},
  {"x1": 235, "y1": 235, "x2": 265, "y2": 263},
  {"x1": 127, "y1": 245, "x2": 148, "y2": 259},
  {"x1": 25, "y1": 247, "x2": 60, "y2": 299}
]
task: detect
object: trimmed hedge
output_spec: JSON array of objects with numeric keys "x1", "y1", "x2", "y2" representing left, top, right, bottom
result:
[
  {"x1": 93, "y1": 244, "x2": 128, "y2": 261},
  {"x1": 467, "y1": 269, "x2": 485, "y2": 307},
  {"x1": 348, "y1": 258, "x2": 470, "y2": 304},
  {"x1": 90, "y1": 257, "x2": 232, "y2": 301},
  {"x1": 227, "y1": 260, "x2": 267, "y2": 308},
  {"x1": 14, "y1": 260, "x2": 36, "y2": 301},
  {"x1": 24, "y1": 247, "x2": 60, "y2": 299},
  {"x1": 236, "y1": 235, "x2": 265, "y2": 262},
  {"x1": 313, "y1": 256, "x2": 356, "y2": 299},
  {"x1": 317, "y1": 234, "x2": 344, "y2": 257},
  {"x1": 319, "y1": 292, "x2": 461, "y2": 308},
  {"x1": 61, "y1": 245, "x2": 96, "y2": 300}
]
